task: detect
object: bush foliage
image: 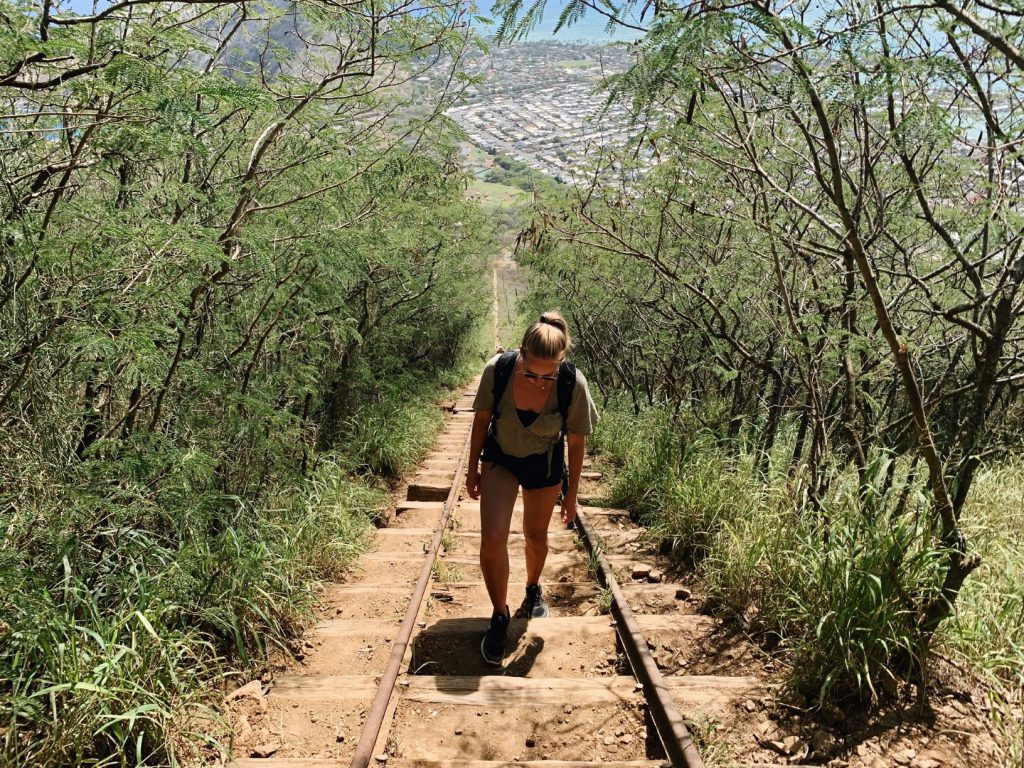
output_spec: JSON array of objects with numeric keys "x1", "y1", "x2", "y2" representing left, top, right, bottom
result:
[{"x1": 0, "y1": 0, "x2": 490, "y2": 763}]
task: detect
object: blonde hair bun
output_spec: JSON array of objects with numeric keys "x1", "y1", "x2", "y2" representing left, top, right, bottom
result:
[{"x1": 521, "y1": 311, "x2": 571, "y2": 360}]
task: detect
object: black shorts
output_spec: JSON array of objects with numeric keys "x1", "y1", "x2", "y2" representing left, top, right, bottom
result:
[{"x1": 481, "y1": 433, "x2": 565, "y2": 490}]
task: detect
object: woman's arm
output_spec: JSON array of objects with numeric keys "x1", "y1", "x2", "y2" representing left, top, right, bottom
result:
[
  {"x1": 466, "y1": 409, "x2": 491, "y2": 499},
  {"x1": 561, "y1": 432, "x2": 586, "y2": 524}
]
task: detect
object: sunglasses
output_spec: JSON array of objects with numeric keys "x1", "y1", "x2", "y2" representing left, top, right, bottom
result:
[
  {"x1": 520, "y1": 353, "x2": 560, "y2": 382},
  {"x1": 523, "y1": 370, "x2": 558, "y2": 382}
]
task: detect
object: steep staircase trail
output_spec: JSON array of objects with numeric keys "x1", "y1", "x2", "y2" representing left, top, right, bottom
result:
[{"x1": 227, "y1": 382, "x2": 796, "y2": 768}]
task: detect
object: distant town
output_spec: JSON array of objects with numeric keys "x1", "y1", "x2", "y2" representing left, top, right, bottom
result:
[
  {"x1": 440, "y1": 40, "x2": 649, "y2": 183},
  {"x1": 431, "y1": 38, "x2": 998, "y2": 192}
]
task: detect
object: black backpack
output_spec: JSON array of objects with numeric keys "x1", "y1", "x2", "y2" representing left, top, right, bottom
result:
[{"x1": 491, "y1": 349, "x2": 576, "y2": 434}]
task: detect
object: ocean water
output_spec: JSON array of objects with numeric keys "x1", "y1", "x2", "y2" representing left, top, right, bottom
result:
[{"x1": 469, "y1": 0, "x2": 647, "y2": 43}]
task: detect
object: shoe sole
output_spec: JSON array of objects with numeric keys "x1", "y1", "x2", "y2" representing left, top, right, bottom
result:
[{"x1": 480, "y1": 635, "x2": 503, "y2": 666}]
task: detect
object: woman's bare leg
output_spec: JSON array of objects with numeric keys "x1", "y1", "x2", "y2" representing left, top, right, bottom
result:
[
  {"x1": 522, "y1": 482, "x2": 561, "y2": 586},
  {"x1": 479, "y1": 462, "x2": 519, "y2": 615}
]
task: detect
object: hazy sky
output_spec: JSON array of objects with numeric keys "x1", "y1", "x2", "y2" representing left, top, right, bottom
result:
[{"x1": 56, "y1": 0, "x2": 646, "y2": 42}]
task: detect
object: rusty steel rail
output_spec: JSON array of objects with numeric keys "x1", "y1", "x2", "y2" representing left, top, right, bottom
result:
[
  {"x1": 349, "y1": 416, "x2": 473, "y2": 768},
  {"x1": 574, "y1": 507, "x2": 705, "y2": 768}
]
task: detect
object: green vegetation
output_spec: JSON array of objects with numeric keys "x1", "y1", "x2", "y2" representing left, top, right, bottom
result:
[
  {"x1": 950, "y1": 464, "x2": 1024, "y2": 759},
  {"x1": 483, "y1": 153, "x2": 564, "y2": 192},
  {"x1": 554, "y1": 59, "x2": 594, "y2": 69},
  {"x1": 431, "y1": 560, "x2": 465, "y2": 582},
  {"x1": 494, "y1": 254, "x2": 533, "y2": 349},
  {"x1": 596, "y1": 586, "x2": 614, "y2": 615},
  {"x1": 591, "y1": 403, "x2": 1024, "y2": 749},
  {"x1": 467, "y1": 179, "x2": 530, "y2": 210},
  {"x1": 495, "y1": 0, "x2": 1024, "y2": 760},
  {"x1": 0, "y1": 0, "x2": 490, "y2": 764},
  {"x1": 4, "y1": 0, "x2": 1024, "y2": 761},
  {"x1": 461, "y1": 142, "x2": 495, "y2": 168}
]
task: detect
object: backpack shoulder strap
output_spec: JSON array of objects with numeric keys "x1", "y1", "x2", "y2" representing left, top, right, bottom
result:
[
  {"x1": 492, "y1": 350, "x2": 518, "y2": 416},
  {"x1": 556, "y1": 360, "x2": 577, "y2": 428}
]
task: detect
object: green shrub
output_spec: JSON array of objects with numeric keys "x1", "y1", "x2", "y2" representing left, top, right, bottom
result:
[
  {"x1": 593, "y1": 402, "x2": 1010, "y2": 706},
  {"x1": 946, "y1": 462, "x2": 1024, "y2": 762},
  {"x1": 0, "y1": 456, "x2": 383, "y2": 766},
  {"x1": 594, "y1": 404, "x2": 763, "y2": 560},
  {"x1": 774, "y1": 506, "x2": 943, "y2": 702},
  {"x1": 0, "y1": 0, "x2": 491, "y2": 762},
  {"x1": 340, "y1": 390, "x2": 445, "y2": 481}
]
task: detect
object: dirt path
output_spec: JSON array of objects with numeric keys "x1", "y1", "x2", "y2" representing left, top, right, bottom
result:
[{"x1": 218, "y1": 376, "x2": 780, "y2": 768}]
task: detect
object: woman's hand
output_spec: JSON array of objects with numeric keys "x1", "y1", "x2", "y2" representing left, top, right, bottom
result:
[
  {"x1": 560, "y1": 493, "x2": 578, "y2": 525},
  {"x1": 466, "y1": 463, "x2": 481, "y2": 499}
]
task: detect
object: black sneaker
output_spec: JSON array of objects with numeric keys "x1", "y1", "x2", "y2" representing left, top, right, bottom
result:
[
  {"x1": 523, "y1": 583, "x2": 549, "y2": 618},
  {"x1": 480, "y1": 607, "x2": 510, "y2": 665}
]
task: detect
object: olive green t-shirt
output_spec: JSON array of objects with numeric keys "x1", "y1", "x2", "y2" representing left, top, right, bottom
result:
[{"x1": 472, "y1": 352, "x2": 600, "y2": 459}]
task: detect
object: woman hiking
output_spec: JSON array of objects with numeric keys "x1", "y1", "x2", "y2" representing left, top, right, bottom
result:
[{"x1": 466, "y1": 312, "x2": 599, "y2": 665}]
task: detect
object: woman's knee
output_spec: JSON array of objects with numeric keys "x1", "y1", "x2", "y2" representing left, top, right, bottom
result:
[
  {"x1": 523, "y1": 527, "x2": 548, "y2": 549},
  {"x1": 479, "y1": 503, "x2": 513, "y2": 552},
  {"x1": 521, "y1": 485, "x2": 559, "y2": 541},
  {"x1": 480, "y1": 528, "x2": 509, "y2": 553},
  {"x1": 479, "y1": 463, "x2": 518, "y2": 551}
]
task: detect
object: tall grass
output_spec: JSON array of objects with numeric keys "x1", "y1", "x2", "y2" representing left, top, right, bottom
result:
[
  {"x1": 593, "y1": 405, "x2": 764, "y2": 560},
  {"x1": 342, "y1": 394, "x2": 445, "y2": 481},
  {"x1": 592, "y1": 401, "x2": 1024, "y2": 719},
  {"x1": 947, "y1": 462, "x2": 1024, "y2": 763},
  {"x1": 0, "y1": 455, "x2": 383, "y2": 766}
]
